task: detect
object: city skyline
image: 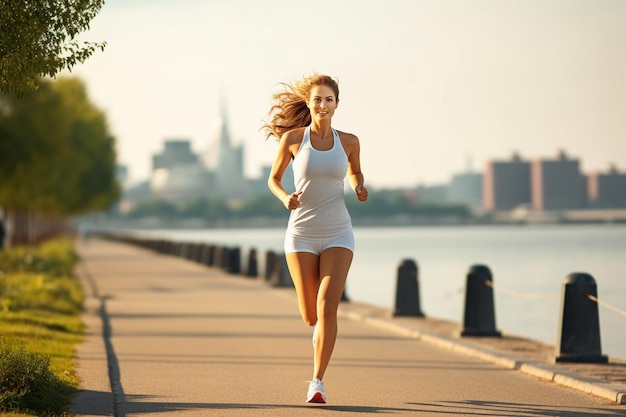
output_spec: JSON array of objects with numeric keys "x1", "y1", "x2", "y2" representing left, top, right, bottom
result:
[
  {"x1": 118, "y1": 133, "x2": 626, "y2": 226},
  {"x1": 136, "y1": 133, "x2": 617, "y2": 192},
  {"x1": 65, "y1": 0, "x2": 626, "y2": 188}
]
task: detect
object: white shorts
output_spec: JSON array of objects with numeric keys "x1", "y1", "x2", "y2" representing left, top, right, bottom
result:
[{"x1": 284, "y1": 229, "x2": 355, "y2": 255}]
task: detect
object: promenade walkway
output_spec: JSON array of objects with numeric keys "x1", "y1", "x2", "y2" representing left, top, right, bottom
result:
[{"x1": 70, "y1": 239, "x2": 626, "y2": 416}]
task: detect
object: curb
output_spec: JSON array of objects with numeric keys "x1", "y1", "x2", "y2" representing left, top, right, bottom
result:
[{"x1": 338, "y1": 305, "x2": 626, "y2": 405}]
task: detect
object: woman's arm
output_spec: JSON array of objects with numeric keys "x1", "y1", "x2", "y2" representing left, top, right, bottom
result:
[
  {"x1": 267, "y1": 131, "x2": 303, "y2": 210},
  {"x1": 344, "y1": 133, "x2": 368, "y2": 202}
]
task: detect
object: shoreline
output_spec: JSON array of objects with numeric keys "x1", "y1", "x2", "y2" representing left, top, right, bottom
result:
[{"x1": 84, "y1": 208, "x2": 626, "y2": 231}]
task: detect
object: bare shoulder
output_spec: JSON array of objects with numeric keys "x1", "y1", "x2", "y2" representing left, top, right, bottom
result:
[
  {"x1": 282, "y1": 127, "x2": 306, "y2": 145},
  {"x1": 336, "y1": 130, "x2": 360, "y2": 147},
  {"x1": 280, "y1": 127, "x2": 306, "y2": 157}
]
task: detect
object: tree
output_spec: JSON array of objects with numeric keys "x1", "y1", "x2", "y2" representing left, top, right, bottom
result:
[
  {"x1": 0, "y1": 77, "x2": 119, "y2": 215},
  {"x1": 0, "y1": 1, "x2": 106, "y2": 95}
]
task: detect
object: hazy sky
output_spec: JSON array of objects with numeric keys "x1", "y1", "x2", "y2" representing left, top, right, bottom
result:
[{"x1": 65, "y1": 0, "x2": 626, "y2": 188}]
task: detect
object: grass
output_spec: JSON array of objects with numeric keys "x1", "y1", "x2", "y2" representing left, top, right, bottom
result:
[{"x1": 0, "y1": 238, "x2": 83, "y2": 417}]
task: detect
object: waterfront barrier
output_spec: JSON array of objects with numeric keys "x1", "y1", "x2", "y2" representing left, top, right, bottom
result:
[
  {"x1": 95, "y1": 233, "x2": 623, "y2": 363},
  {"x1": 228, "y1": 246, "x2": 241, "y2": 274},
  {"x1": 556, "y1": 273, "x2": 608, "y2": 363},
  {"x1": 245, "y1": 248, "x2": 258, "y2": 277},
  {"x1": 460, "y1": 264, "x2": 501, "y2": 337},
  {"x1": 393, "y1": 259, "x2": 424, "y2": 317},
  {"x1": 263, "y1": 251, "x2": 276, "y2": 282},
  {"x1": 388, "y1": 255, "x2": 620, "y2": 363},
  {"x1": 267, "y1": 251, "x2": 294, "y2": 288}
]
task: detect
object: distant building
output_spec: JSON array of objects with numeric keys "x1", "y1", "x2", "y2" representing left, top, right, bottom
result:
[
  {"x1": 415, "y1": 184, "x2": 447, "y2": 205},
  {"x1": 531, "y1": 150, "x2": 586, "y2": 211},
  {"x1": 447, "y1": 171, "x2": 483, "y2": 210},
  {"x1": 153, "y1": 140, "x2": 199, "y2": 170},
  {"x1": 483, "y1": 152, "x2": 531, "y2": 211},
  {"x1": 133, "y1": 98, "x2": 253, "y2": 203},
  {"x1": 151, "y1": 164, "x2": 214, "y2": 201},
  {"x1": 213, "y1": 105, "x2": 246, "y2": 199},
  {"x1": 119, "y1": 180, "x2": 151, "y2": 214},
  {"x1": 255, "y1": 164, "x2": 295, "y2": 196},
  {"x1": 148, "y1": 139, "x2": 211, "y2": 200},
  {"x1": 588, "y1": 165, "x2": 626, "y2": 208}
]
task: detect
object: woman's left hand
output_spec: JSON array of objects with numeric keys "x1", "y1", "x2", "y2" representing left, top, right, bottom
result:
[{"x1": 355, "y1": 185, "x2": 368, "y2": 202}]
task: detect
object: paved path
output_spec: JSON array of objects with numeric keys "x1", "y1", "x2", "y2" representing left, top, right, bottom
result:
[{"x1": 70, "y1": 239, "x2": 626, "y2": 416}]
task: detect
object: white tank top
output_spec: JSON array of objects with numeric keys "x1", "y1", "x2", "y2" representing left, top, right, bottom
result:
[{"x1": 287, "y1": 126, "x2": 352, "y2": 237}]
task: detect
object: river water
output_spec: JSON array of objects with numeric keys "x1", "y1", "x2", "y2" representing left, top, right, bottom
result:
[{"x1": 120, "y1": 224, "x2": 626, "y2": 359}]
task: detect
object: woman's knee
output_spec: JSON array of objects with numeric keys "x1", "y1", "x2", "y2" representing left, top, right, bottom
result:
[
  {"x1": 302, "y1": 315, "x2": 317, "y2": 327},
  {"x1": 299, "y1": 305, "x2": 318, "y2": 326},
  {"x1": 317, "y1": 298, "x2": 339, "y2": 322}
]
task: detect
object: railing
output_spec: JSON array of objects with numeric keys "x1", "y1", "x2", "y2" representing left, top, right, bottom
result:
[{"x1": 392, "y1": 260, "x2": 623, "y2": 363}]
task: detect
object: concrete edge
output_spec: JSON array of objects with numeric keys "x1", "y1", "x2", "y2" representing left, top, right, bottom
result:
[
  {"x1": 338, "y1": 306, "x2": 626, "y2": 405},
  {"x1": 70, "y1": 263, "x2": 115, "y2": 417},
  {"x1": 519, "y1": 361, "x2": 626, "y2": 404}
]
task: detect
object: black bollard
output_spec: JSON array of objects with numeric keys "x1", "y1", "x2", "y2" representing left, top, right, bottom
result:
[
  {"x1": 264, "y1": 251, "x2": 276, "y2": 282},
  {"x1": 177, "y1": 242, "x2": 187, "y2": 258},
  {"x1": 212, "y1": 246, "x2": 222, "y2": 268},
  {"x1": 164, "y1": 241, "x2": 174, "y2": 256},
  {"x1": 192, "y1": 243, "x2": 201, "y2": 261},
  {"x1": 460, "y1": 264, "x2": 501, "y2": 337},
  {"x1": 555, "y1": 273, "x2": 608, "y2": 363},
  {"x1": 170, "y1": 241, "x2": 178, "y2": 256},
  {"x1": 207, "y1": 245, "x2": 216, "y2": 267},
  {"x1": 185, "y1": 243, "x2": 194, "y2": 260},
  {"x1": 157, "y1": 240, "x2": 167, "y2": 254},
  {"x1": 269, "y1": 252, "x2": 294, "y2": 288},
  {"x1": 191, "y1": 243, "x2": 200, "y2": 261},
  {"x1": 180, "y1": 243, "x2": 192, "y2": 259},
  {"x1": 190, "y1": 243, "x2": 200, "y2": 261},
  {"x1": 198, "y1": 244, "x2": 211, "y2": 265},
  {"x1": 246, "y1": 248, "x2": 258, "y2": 278},
  {"x1": 393, "y1": 259, "x2": 424, "y2": 317},
  {"x1": 220, "y1": 247, "x2": 231, "y2": 271},
  {"x1": 229, "y1": 246, "x2": 241, "y2": 274}
]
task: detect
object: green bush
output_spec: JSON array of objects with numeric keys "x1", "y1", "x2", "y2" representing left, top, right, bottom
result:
[
  {"x1": 0, "y1": 239, "x2": 82, "y2": 315},
  {"x1": 0, "y1": 338, "x2": 67, "y2": 415},
  {"x1": 0, "y1": 272, "x2": 82, "y2": 315},
  {"x1": 0, "y1": 239, "x2": 78, "y2": 278},
  {"x1": 0, "y1": 238, "x2": 82, "y2": 416}
]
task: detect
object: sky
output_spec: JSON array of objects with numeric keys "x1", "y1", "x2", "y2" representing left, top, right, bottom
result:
[{"x1": 64, "y1": 0, "x2": 626, "y2": 188}]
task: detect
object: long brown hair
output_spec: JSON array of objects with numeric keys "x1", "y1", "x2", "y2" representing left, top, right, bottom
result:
[{"x1": 262, "y1": 73, "x2": 339, "y2": 140}]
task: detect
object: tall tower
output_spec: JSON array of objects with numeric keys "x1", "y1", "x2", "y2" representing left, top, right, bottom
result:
[{"x1": 215, "y1": 100, "x2": 245, "y2": 198}]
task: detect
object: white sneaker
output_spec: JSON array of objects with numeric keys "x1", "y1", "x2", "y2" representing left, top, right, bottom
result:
[{"x1": 306, "y1": 378, "x2": 326, "y2": 403}]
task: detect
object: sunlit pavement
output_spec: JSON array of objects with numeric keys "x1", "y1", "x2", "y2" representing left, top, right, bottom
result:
[{"x1": 70, "y1": 239, "x2": 626, "y2": 417}]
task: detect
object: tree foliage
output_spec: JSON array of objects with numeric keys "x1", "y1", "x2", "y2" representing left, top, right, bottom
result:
[
  {"x1": 119, "y1": 191, "x2": 470, "y2": 225},
  {"x1": 0, "y1": 77, "x2": 119, "y2": 215},
  {"x1": 0, "y1": 1, "x2": 106, "y2": 95}
]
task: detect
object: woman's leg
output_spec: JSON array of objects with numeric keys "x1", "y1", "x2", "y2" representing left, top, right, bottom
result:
[
  {"x1": 286, "y1": 252, "x2": 321, "y2": 326},
  {"x1": 314, "y1": 247, "x2": 353, "y2": 380}
]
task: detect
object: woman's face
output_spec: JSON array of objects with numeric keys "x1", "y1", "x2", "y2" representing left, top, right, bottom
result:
[{"x1": 307, "y1": 84, "x2": 338, "y2": 122}]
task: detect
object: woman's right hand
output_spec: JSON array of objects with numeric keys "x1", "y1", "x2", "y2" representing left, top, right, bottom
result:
[{"x1": 283, "y1": 191, "x2": 303, "y2": 210}]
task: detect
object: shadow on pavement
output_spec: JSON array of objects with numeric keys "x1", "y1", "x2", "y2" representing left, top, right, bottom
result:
[
  {"x1": 71, "y1": 391, "x2": 625, "y2": 416},
  {"x1": 409, "y1": 400, "x2": 625, "y2": 416}
]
